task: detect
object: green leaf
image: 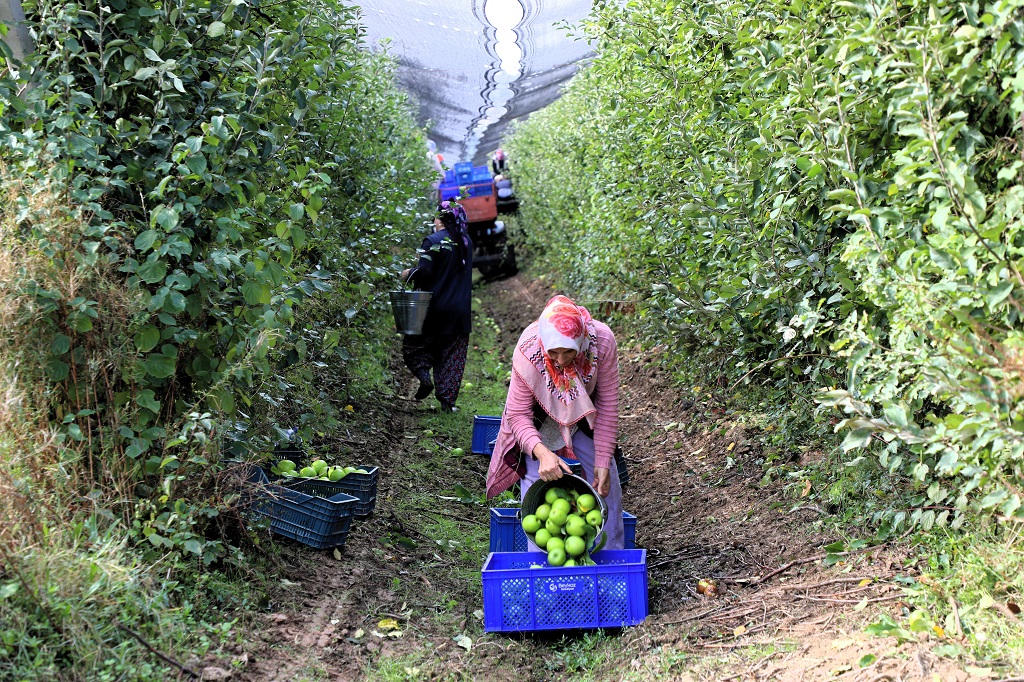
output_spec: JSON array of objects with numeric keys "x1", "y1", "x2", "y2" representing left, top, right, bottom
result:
[
  {"x1": 241, "y1": 281, "x2": 271, "y2": 305},
  {"x1": 141, "y1": 354, "x2": 176, "y2": 379},
  {"x1": 51, "y1": 334, "x2": 72, "y2": 355},
  {"x1": 883, "y1": 403, "x2": 907, "y2": 427},
  {"x1": 842, "y1": 428, "x2": 873, "y2": 452},
  {"x1": 986, "y1": 281, "x2": 1013, "y2": 309},
  {"x1": 288, "y1": 203, "x2": 305, "y2": 220},
  {"x1": 134, "y1": 230, "x2": 159, "y2": 252},
  {"x1": 137, "y1": 389, "x2": 161, "y2": 413},
  {"x1": 46, "y1": 359, "x2": 70, "y2": 381},
  {"x1": 134, "y1": 325, "x2": 161, "y2": 352},
  {"x1": 137, "y1": 259, "x2": 168, "y2": 284},
  {"x1": 207, "y1": 21, "x2": 226, "y2": 37}
]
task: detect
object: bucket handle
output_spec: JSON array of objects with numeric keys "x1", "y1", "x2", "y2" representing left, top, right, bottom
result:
[{"x1": 400, "y1": 267, "x2": 419, "y2": 292}]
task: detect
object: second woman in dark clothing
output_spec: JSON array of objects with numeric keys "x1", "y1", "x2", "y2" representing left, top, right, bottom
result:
[{"x1": 400, "y1": 201, "x2": 474, "y2": 412}]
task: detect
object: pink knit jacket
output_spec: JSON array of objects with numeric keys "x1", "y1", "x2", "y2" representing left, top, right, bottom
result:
[{"x1": 485, "y1": 321, "x2": 619, "y2": 498}]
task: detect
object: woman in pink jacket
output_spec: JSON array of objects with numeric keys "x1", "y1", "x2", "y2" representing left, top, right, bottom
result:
[{"x1": 485, "y1": 295, "x2": 625, "y2": 549}]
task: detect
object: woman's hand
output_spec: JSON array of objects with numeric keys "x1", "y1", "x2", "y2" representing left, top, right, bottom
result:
[
  {"x1": 401, "y1": 268, "x2": 411, "y2": 281},
  {"x1": 533, "y1": 443, "x2": 573, "y2": 481},
  {"x1": 593, "y1": 467, "x2": 611, "y2": 497}
]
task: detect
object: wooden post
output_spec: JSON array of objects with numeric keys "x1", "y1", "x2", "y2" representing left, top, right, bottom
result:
[{"x1": 0, "y1": 0, "x2": 33, "y2": 61}]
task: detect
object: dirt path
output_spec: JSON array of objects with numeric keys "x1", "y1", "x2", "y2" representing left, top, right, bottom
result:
[{"x1": 234, "y1": 273, "x2": 974, "y2": 682}]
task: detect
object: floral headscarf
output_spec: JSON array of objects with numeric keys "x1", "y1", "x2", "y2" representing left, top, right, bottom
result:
[
  {"x1": 512, "y1": 295, "x2": 599, "y2": 458},
  {"x1": 438, "y1": 200, "x2": 471, "y2": 265}
]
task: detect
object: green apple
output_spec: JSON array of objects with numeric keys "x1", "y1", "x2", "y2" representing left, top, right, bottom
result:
[
  {"x1": 565, "y1": 535, "x2": 586, "y2": 557},
  {"x1": 534, "y1": 528, "x2": 552, "y2": 549},
  {"x1": 522, "y1": 514, "x2": 542, "y2": 535},
  {"x1": 548, "y1": 507, "x2": 568, "y2": 528},
  {"x1": 565, "y1": 515, "x2": 587, "y2": 537},
  {"x1": 551, "y1": 498, "x2": 571, "y2": 517}
]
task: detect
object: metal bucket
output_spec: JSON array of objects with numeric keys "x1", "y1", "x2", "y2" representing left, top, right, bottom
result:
[
  {"x1": 389, "y1": 290, "x2": 432, "y2": 335},
  {"x1": 521, "y1": 474, "x2": 609, "y2": 553}
]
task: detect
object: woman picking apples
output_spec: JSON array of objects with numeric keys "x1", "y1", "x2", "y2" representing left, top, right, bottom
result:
[{"x1": 485, "y1": 295, "x2": 625, "y2": 550}]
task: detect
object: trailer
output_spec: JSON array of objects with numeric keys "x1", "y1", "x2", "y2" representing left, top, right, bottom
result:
[{"x1": 438, "y1": 163, "x2": 518, "y2": 278}]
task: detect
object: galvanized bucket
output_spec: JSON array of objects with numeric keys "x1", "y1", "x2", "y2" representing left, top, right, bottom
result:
[
  {"x1": 521, "y1": 474, "x2": 609, "y2": 553},
  {"x1": 389, "y1": 290, "x2": 432, "y2": 335}
]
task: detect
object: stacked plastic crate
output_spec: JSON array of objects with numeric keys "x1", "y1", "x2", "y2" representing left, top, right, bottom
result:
[
  {"x1": 239, "y1": 450, "x2": 381, "y2": 550},
  {"x1": 472, "y1": 415, "x2": 649, "y2": 632}
]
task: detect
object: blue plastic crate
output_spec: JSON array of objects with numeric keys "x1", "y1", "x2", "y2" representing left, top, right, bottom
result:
[
  {"x1": 561, "y1": 457, "x2": 583, "y2": 476},
  {"x1": 481, "y1": 549, "x2": 648, "y2": 632},
  {"x1": 245, "y1": 468, "x2": 358, "y2": 549},
  {"x1": 280, "y1": 465, "x2": 379, "y2": 518},
  {"x1": 617, "y1": 454, "x2": 629, "y2": 490},
  {"x1": 471, "y1": 166, "x2": 493, "y2": 181},
  {"x1": 489, "y1": 508, "x2": 637, "y2": 552},
  {"x1": 453, "y1": 161, "x2": 473, "y2": 174},
  {"x1": 472, "y1": 415, "x2": 502, "y2": 455},
  {"x1": 465, "y1": 183, "x2": 494, "y2": 198}
]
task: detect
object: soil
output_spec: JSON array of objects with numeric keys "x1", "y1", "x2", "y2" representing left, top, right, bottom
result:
[{"x1": 230, "y1": 273, "x2": 982, "y2": 682}]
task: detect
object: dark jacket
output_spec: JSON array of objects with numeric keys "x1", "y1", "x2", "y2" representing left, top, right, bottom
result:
[{"x1": 409, "y1": 228, "x2": 473, "y2": 336}]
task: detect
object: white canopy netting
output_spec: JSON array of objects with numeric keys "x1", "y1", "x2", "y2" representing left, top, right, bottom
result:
[{"x1": 355, "y1": 0, "x2": 594, "y2": 166}]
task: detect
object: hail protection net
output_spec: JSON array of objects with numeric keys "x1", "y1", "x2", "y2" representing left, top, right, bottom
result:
[{"x1": 356, "y1": 0, "x2": 595, "y2": 166}]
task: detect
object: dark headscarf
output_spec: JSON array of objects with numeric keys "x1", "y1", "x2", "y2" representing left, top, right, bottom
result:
[{"x1": 437, "y1": 200, "x2": 471, "y2": 265}]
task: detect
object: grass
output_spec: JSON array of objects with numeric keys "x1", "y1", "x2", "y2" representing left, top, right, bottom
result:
[{"x1": 894, "y1": 524, "x2": 1024, "y2": 673}]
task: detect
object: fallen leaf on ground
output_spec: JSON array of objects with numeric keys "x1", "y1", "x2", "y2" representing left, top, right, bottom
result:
[
  {"x1": 733, "y1": 625, "x2": 746, "y2": 636},
  {"x1": 453, "y1": 634, "x2": 472, "y2": 651},
  {"x1": 964, "y1": 666, "x2": 994, "y2": 678},
  {"x1": 333, "y1": 548, "x2": 342, "y2": 560},
  {"x1": 378, "y1": 618, "x2": 400, "y2": 631}
]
